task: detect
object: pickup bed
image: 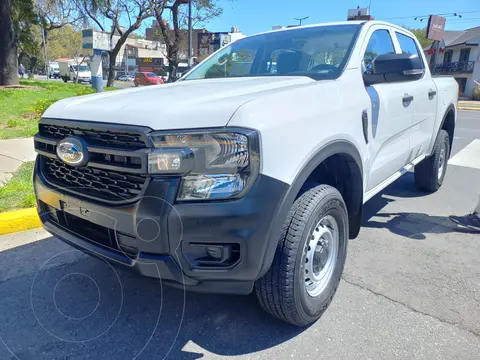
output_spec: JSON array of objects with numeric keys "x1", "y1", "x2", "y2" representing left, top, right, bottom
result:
[{"x1": 34, "y1": 21, "x2": 458, "y2": 326}]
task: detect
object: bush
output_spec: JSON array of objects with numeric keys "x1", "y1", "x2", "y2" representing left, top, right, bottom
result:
[{"x1": 473, "y1": 85, "x2": 480, "y2": 101}]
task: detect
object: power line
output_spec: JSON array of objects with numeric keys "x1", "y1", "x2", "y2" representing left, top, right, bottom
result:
[
  {"x1": 382, "y1": 10, "x2": 480, "y2": 21},
  {"x1": 397, "y1": 17, "x2": 480, "y2": 25}
]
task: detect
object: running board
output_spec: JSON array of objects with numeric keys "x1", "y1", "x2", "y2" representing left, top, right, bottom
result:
[{"x1": 364, "y1": 154, "x2": 426, "y2": 203}]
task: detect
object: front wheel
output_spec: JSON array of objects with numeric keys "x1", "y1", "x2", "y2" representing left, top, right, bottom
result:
[
  {"x1": 414, "y1": 129, "x2": 450, "y2": 192},
  {"x1": 255, "y1": 184, "x2": 348, "y2": 326}
]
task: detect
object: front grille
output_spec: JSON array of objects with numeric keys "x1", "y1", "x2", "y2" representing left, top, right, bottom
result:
[
  {"x1": 39, "y1": 201, "x2": 139, "y2": 258},
  {"x1": 35, "y1": 120, "x2": 152, "y2": 203},
  {"x1": 39, "y1": 123, "x2": 148, "y2": 149},
  {"x1": 41, "y1": 157, "x2": 148, "y2": 202}
]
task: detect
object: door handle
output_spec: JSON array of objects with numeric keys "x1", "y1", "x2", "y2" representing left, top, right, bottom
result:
[
  {"x1": 402, "y1": 95, "x2": 414, "y2": 106},
  {"x1": 428, "y1": 89, "x2": 437, "y2": 99}
]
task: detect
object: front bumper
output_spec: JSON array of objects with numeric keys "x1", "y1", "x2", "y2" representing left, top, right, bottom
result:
[{"x1": 34, "y1": 158, "x2": 288, "y2": 294}]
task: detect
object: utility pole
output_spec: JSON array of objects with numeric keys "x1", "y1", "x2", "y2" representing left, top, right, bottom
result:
[
  {"x1": 294, "y1": 16, "x2": 309, "y2": 26},
  {"x1": 188, "y1": 0, "x2": 193, "y2": 67}
]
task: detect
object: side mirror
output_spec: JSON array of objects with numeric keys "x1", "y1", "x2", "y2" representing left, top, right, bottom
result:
[{"x1": 364, "y1": 54, "x2": 424, "y2": 86}]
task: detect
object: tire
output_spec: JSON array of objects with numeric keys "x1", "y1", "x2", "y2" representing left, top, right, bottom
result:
[
  {"x1": 134, "y1": 82, "x2": 138, "y2": 87},
  {"x1": 255, "y1": 184, "x2": 348, "y2": 326},
  {"x1": 414, "y1": 129, "x2": 450, "y2": 192},
  {"x1": 62, "y1": 77, "x2": 67, "y2": 83}
]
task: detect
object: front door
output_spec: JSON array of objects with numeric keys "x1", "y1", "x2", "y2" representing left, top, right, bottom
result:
[
  {"x1": 395, "y1": 31, "x2": 437, "y2": 156},
  {"x1": 362, "y1": 27, "x2": 414, "y2": 192}
]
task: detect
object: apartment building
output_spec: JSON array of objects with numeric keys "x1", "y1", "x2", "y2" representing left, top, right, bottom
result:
[{"x1": 425, "y1": 26, "x2": 480, "y2": 98}]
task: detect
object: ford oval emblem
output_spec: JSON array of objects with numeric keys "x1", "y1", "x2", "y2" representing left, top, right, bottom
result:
[{"x1": 56, "y1": 137, "x2": 89, "y2": 167}]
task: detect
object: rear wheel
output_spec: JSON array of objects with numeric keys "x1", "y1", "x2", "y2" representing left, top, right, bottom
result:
[
  {"x1": 134, "y1": 82, "x2": 138, "y2": 87},
  {"x1": 255, "y1": 184, "x2": 348, "y2": 326},
  {"x1": 414, "y1": 129, "x2": 450, "y2": 192}
]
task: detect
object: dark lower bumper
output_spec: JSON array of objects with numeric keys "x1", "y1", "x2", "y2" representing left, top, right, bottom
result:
[{"x1": 34, "y1": 158, "x2": 289, "y2": 294}]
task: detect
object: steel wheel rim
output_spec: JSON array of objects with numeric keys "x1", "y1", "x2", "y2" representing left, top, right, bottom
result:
[
  {"x1": 304, "y1": 215, "x2": 339, "y2": 297},
  {"x1": 438, "y1": 141, "x2": 446, "y2": 181}
]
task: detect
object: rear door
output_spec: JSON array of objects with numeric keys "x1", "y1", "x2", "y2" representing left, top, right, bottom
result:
[
  {"x1": 394, "y1": 31, "x2": 437, "y2": 156},
  {"x1": 362, "y1": 27, "x2": 414, "y2": 192}
]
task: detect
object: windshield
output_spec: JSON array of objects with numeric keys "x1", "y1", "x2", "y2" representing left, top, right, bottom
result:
[
  {"x1": 146, "y1": 73, "x2": 157, "y2": 78},
  {"x1": 72, "y1": 65, "x2": 90, "y2": 72},
  {"x1": 184, "y1": 24, "x2": 360, "y2": 81}
]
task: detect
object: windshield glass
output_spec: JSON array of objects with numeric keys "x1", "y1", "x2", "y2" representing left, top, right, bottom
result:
[
  {"x1": 146, "y1": 73, "x2": 157, "y2": 78},
  {"x1": 72, "y1": 65, "x2": 90, "y2": 72},
  {"x1": 184, "y1": 24, "x2": 360, "y2": 81}
]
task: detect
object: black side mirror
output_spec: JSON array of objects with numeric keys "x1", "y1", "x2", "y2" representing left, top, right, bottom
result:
[{"x1": 364, "y1": 53, "x2": 424, "y2": 86}]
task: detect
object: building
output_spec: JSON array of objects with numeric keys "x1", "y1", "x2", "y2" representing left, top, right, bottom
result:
[
  {"x1": 146, "y1": 20, "x2": 206, "y2": 61},
  {"x1": 424, "y1": 26, "x2": 480, "y2": 98},
  {"x1": 197, "y1": 27, "x2": 245, "y2": 60},
  {"x1": 146, "y1": 21, "x2": 244, "y2": 63},
  {"x1": 83, "y1": 29, "x2": 168, "y2": 77},
  {"x1": 124, "y1": 42, "x2": 168, "y2": 75}
]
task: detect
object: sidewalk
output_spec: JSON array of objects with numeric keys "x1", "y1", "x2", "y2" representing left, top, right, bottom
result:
[{"x1": 0, "y1": 138, "x2": 36, "y2": 186}]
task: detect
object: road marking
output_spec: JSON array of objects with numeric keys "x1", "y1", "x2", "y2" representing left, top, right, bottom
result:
[{"x1": 448, "y1": 139, "x2": 480, "y2": 170}]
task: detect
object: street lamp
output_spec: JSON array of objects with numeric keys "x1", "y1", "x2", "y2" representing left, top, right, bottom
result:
[{"x1": 294, "y1": 16, "x2": 309, "y2": 26}]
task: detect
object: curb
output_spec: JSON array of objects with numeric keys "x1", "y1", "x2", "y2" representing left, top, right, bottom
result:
[
  {"x1": 0, "y1": 207, "x2": 41, "y2": 236},
  {"x1": 457, "y1": 107, "x2": 480, "y2": 111}
]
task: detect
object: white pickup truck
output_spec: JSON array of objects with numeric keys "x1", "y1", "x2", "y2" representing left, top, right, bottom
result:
[{"x1": 34, "y1": 21, "x2": 458, "y2": 326}]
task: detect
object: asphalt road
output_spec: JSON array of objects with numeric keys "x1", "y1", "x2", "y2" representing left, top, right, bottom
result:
[{"x1": 1, "y1": 111, "x2": 479, "y2": 359}]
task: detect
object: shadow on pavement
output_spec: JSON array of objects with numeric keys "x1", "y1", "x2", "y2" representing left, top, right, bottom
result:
[
  {"x1": 0, "y1": 236, "x2": 304, "y2": 359},
  {"x1": 363, "y1": 212, "x2": 466, "y2": 240},
  {"x1": 362, "y1": 173, "x2": 469, "y2": 240}
]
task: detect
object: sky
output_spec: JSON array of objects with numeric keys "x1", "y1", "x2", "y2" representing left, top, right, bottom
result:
[{"x1": 201, "y1": 0, "x2": 479, "y2": 36}]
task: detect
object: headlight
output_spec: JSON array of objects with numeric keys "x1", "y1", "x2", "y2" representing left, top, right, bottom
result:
[{"x1": 149, "y1": 129, "x2": 260, "y2": 201}]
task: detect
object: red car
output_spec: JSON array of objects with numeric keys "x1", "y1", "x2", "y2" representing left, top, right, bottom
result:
[{"x1": 134, "y1": 72, "x2": 164, "y2": 86}]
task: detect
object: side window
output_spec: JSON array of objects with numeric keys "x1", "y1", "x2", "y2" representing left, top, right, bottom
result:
[
  {"x1": 363, "y1": 30, "x2": 395, "y2": 72},
  {"x1": 396, "y1": 32, "x2": 424, "y2": 69}
]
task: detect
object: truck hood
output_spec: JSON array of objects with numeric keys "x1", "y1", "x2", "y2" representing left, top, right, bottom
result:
[{"x1": 43, "y1": 76, "x2": 315, "y2": 130}]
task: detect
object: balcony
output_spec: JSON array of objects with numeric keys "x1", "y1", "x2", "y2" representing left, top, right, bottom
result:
[{"x1": 434, "y1": 61, "x2": 475, "y2": 74}]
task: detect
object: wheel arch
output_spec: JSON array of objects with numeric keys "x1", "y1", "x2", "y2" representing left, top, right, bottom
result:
[
  {"x1": 259, "y1": 140, "x2": 364, "y2": 278},
  {"x1": 439, "y1": 103, "x2": 456, "y2": 157}
]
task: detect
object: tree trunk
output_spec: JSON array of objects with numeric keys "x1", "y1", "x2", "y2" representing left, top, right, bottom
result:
[
  {"x1": 168, "y1": 60, "x2": 178, "y2": 82},
  {"x1": 107, "y1": 48, "x2": 118, "y2": 87},
  {"x1": 0, "y1": 0, "x2": 19, "y2": 86}
]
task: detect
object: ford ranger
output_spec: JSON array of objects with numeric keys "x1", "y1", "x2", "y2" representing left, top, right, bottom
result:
[{"x1": 33, "y1": 21, "x2": 458, "y2": 326}]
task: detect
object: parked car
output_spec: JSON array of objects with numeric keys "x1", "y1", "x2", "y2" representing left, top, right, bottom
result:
[
  {"x1": 34, "y1": 21, "x2": 458, "y2": 327},
  {"x1": 134, "y1": 72, "x2": 164, "y2": 86},
  {"x1": 118, "y1": 75, "x2": 134, "y2": 82}
]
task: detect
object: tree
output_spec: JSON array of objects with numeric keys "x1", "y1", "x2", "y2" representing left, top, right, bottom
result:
[
  {"x1": 0, "y1": 0, "x2": 37, "y2": 85},
  {"x1": 405, "y1": 27, "x2": 433, "y2": 49},
  {"x1": 81, "y1": 0, "x2": 155, "y2": 87},
  {"x1": 18, "y1": 24, "x2": 44, "y2": 74},
  {"x1": 47, "y1": 25, "x2": 84, "y2": 60},
  {"x1": 153, "y1": 0, "x2": 223, "y2": 82},
  {"x1": 36, "y1": 0, "x2": 83, "y2": 32},
  {"x1": 47, "y1": 25, "x2": 89, "y2": 82}
]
